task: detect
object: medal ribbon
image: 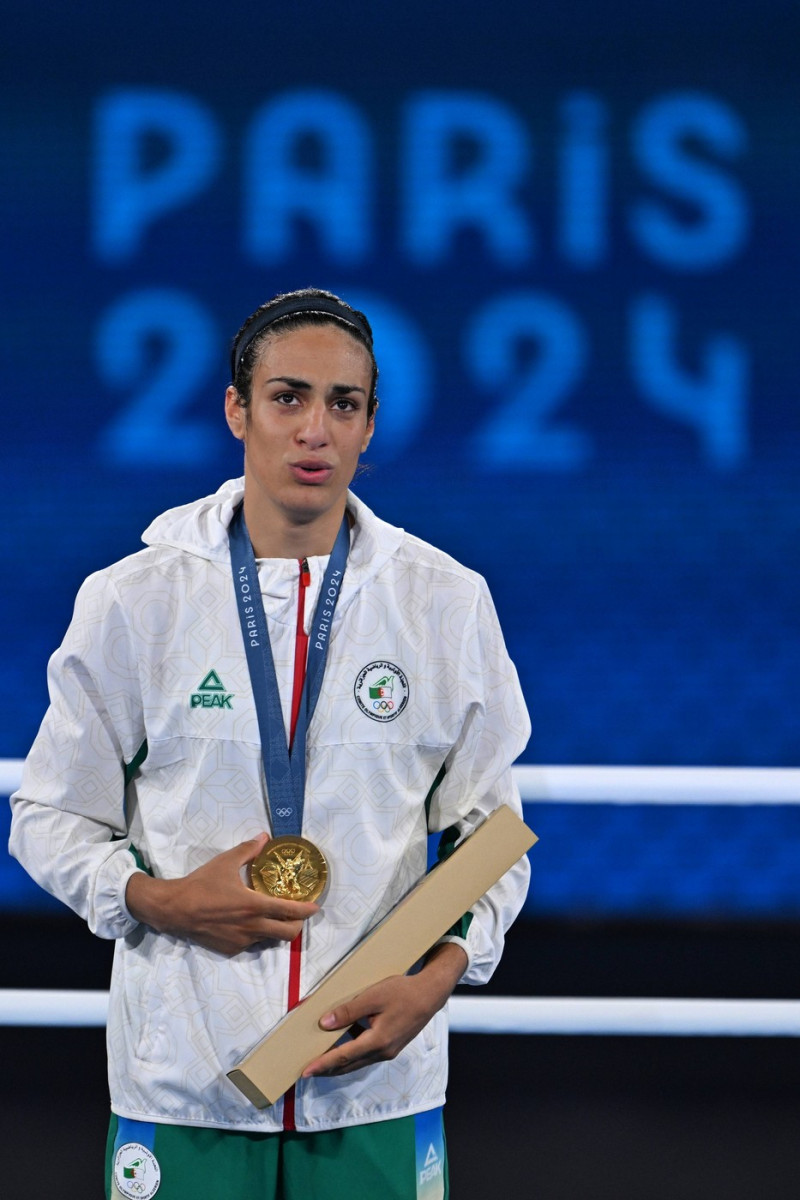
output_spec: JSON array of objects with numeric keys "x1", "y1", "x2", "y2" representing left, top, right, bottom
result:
[{"x1": 229, "y1": 504, "x2": 349, "y2": 836}]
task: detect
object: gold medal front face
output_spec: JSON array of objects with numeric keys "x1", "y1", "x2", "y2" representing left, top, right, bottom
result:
[{"x1": 250, "y1": 835, "x2": 328, "y2": 903}]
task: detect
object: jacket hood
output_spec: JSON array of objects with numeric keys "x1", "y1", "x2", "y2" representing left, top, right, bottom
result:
[
  {"x1": 140, "y1": 477, "x2": 405, "y2": 586},
  {"x1": 141, "y1": 478, "x2": 245, "y2": 563}
]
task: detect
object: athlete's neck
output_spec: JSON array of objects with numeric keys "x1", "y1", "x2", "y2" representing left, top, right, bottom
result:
[{"x1": 242, "y1": 495, "x2": 345, "y2": 560}]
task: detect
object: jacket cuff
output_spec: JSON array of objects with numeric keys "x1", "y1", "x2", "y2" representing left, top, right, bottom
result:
[
  {"x1": 434, "y1": 934, "x2": 472, "y2": 973},
  {"x1": 92, "y1": 852, "x2": 143, "y2": 939}
]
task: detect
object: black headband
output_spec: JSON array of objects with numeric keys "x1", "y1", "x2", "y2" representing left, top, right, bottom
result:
[{"x1": 230, "y1": 296, "x2": 372, "y2": 378}]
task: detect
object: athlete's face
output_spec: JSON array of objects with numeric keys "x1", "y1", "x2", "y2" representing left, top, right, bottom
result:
[{"x1": 225, "y1": 323, "x2": 375, "y2": 535}]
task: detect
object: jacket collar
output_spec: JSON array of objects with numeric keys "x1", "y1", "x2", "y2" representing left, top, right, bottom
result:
[{"x1": 141, "y1": 478, "x2": 404, "y2": 596}]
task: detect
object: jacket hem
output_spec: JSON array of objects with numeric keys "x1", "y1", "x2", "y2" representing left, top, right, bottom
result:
[{"x1": 110, "y1": 1093, "x2": 448, "y2": 1135}]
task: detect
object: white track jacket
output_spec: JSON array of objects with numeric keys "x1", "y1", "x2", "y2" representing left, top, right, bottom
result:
[{"x1": 10, "y1": 479, "x2": 531, "y2": 1132}]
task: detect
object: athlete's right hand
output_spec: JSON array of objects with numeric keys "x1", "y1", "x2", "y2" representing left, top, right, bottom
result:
[{"x1": 124, "y1": 834, "x2": 319, "y2": 955}]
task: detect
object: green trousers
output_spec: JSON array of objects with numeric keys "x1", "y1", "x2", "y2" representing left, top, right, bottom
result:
[{"x1": 106, "y1": 1108, "x2": 448, "y2": 1200}]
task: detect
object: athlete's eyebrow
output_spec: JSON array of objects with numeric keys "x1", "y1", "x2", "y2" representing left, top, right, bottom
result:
[
  {"x1": 331, "y1": 383, "x2": 367, "y2": 396},
  {"x1": 265, "y1": 375, "x2": 311, "y2": 389},
  {"x1": 266, "y1": 375, "x2": 366, "y2": 396}
]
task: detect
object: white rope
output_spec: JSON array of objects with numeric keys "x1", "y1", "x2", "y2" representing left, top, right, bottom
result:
[
  {"x1": 513, "y1": 765, "x2": 800, "y2": 804},
  {"x1": 3, "y1": 760, "x2": 799, "y2": 804},
  {"x1": 0, "y1": 759, "x2": 24, "y2": 794},
  {"x1": 2, "y1": 990, "x2": 800, "y2": 1036},
  {"x1": 0, "y1": 989, "x2": 109, "y2": 1026},
  {"x1": 449, "y1": 996, "x2": 800, "y2": 1037}
]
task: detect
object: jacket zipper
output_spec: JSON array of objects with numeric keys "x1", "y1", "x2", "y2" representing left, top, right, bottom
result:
[{"x1": 282, "y1": 557, "x2": 310, "y2": 1132}]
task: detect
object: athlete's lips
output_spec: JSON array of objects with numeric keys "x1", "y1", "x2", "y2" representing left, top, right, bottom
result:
[{"x1": 288, "y1": 460, "x2": 335, "y2": 483}]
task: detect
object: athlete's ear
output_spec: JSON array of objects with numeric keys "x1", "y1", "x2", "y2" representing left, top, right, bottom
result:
[
  {"x1": 361, "y1": 401, "x2": 378, "y2": 453},
  {"x1": 225, "y1": 386, "x2": 247, "y2": 441}
]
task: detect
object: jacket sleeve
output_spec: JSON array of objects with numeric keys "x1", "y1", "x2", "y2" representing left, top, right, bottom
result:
[
  {"x1": 8, "y1": 571, "x2": 146, "y2": 939},
  {"x1": 426, "y1": 577, "x2": 532, "y2": 986}
]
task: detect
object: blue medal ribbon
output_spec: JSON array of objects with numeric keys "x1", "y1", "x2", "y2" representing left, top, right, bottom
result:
[{"x1": 229, "y1": 504, "x2": 349, "y2": 836}]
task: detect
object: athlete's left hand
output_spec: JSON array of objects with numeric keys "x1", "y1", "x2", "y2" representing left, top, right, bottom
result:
[{"x1": 301, "y1": 941, "x2": 468, "y2": 1078}]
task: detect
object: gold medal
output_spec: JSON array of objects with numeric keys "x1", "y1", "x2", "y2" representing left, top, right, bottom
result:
[{"x1": 250, "y1": 835, "x2": 328, "y2": 903}]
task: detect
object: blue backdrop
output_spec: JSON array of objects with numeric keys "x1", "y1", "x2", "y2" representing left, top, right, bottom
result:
[{"x1": 2, "y1": 0, "x2": 798, "y2": 917}]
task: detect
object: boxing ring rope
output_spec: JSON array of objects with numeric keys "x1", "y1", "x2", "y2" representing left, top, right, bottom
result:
[
  {"x1": 513, "y1": 765, "x2": 800, "y2": 804},
  {"x1": 4, "y1": 760, "x2": 799, "y2": 804},
  {"x1": 1, "y1": 760, "x2": 27, "y2": 794},
  {"x1": 2, "y1": 990, "x2": 800, "y2": 1036},
  {"x1": 3, "y1": 760, "x2": 800, "y2": 1036}
]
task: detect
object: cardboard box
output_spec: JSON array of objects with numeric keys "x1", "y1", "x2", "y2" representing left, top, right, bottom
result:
[{"x1": 228, "y1": 804, "x2": 537, "y2": 1107}]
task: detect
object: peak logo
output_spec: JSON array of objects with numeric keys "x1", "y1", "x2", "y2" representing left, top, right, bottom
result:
[
  {"x1": 419, "y1": 1142, "x2": 443, "y2": 1186},
  {"x1": 414, "y1": 1109, "x2": 446, "y2": 1199},
  {"x1": 190, "y1": 670, "x2": 234, "y2": 710}
]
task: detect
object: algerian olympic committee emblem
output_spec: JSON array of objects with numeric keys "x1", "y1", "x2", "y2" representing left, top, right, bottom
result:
[
  {"x1": 113, "y1": 1142, "x2": 161, "y2": 1199},
  {"x1": 354, "y1": 661, "x2": 409, "y2": 722}
]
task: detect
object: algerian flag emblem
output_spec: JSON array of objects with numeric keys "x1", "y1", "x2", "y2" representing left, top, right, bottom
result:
[
  {"x1": 368, "y1": 675, "x2": 395, "y2": 699},
  {"x1": 354, "y1": 660, "x2": 409, "y2": 722},
  {"x1": 114, "y1": 1142, "x2": 161, "y2": 1199}
]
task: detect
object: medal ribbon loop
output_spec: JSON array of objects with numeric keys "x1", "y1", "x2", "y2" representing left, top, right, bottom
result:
[{"x1": 229, "y1": 504, "x2": 349, "y2": 836}]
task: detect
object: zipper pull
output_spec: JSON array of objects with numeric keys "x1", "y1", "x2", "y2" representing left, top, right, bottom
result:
[{"x1": 299, "y1": 558, "x2": 311, "y2": 588}]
